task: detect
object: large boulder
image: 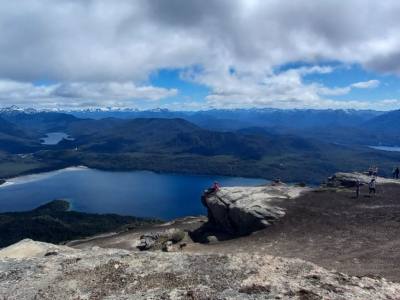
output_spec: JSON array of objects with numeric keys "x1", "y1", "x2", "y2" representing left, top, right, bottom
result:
[
  {"x1": 202, "y1": 184, "x2": 308, "y2": 235},
  {"x1": 326, "y1": 172, "x2": 400, "y2": 188},
  {"x1": 137, "y1": 228, "x2": 185, "y2": 251}
]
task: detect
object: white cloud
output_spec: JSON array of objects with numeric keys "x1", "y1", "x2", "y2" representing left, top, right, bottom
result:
[
  {"x1": 351, "y1": 80, "x2": 380, "y2": 89},
  {"x1": 0, "y1": 1, "x2": 398, "y2": 109},
  {"x1": 0, "y1": 80, "x2": 177, "y2": 109},
  {"x1": 187, "y1": 66, "x2": 385, "y2": 110}
]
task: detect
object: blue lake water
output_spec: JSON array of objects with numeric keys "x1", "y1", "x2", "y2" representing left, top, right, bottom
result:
[
  {"x1": 369, "y1": 146, "x2": 400, "y2": 152},
  {"x1": 0, "y1": 167, "x2": 266, "y2": 220},
  {"x1": 41, "y1": 132, "x2": 74, "y2": 145}
]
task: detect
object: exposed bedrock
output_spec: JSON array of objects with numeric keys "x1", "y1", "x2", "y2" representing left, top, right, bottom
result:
[
  {"x1": 201, "y1": 184, "x2": 309, "y2": 235},
  {"x1": 326, "y1": 172, "x2": 400, "y2": 188},
  {"x1": 1, "y1": 239, "x2": 399, "y2": 299}
]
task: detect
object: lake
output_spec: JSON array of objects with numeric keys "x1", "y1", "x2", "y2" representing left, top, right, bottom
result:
[
  {"x1": 369, "y1": 146, "x2": 400, "y2": 152},
  {"x1": 0, "y1": 167, "x2": 266, "y2": 220},
  {"x1": 41, "y1": 132, "x2": 74, "y2": 145}
]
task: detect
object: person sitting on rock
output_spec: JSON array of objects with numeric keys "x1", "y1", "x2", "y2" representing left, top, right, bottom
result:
[
  {"x1": 212, "y1": 181, "x2": 221, "y2": 192},
  {"x1": 272, "y1": 178, "x2": 282, "y2": 185},
  {"x1": 369, "y1": 178, "x2": 376, "y2": 195},
  {"x1": 203, "y1": 181, "x2": 221, "y2": 198}
]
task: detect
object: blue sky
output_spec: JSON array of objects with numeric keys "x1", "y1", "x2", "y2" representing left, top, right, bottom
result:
[
  {"x1": 142, "y1": 63, "x2": 400, "y2": 110},
  {"x1": 1, "y1": 1, "x2": 400, "y2": 111},
  {"x1": 149, "y1": 69, "x2": 210, "y2": 109}
]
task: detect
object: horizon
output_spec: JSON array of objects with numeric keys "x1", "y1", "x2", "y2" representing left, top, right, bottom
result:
[
  {"x1": 1, "y1": 1, "x2": 400, "y2": 111},
  {"x1": 0, "y1": 104, "x2": 392, "y2": 113}
]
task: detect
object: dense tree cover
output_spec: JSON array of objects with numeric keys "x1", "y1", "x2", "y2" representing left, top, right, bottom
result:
[
  {"x1": 0, "y1": 110, "x2": 399, "y2": 183},
  {"x1": 0, "y1": 200, "x2": 160, "y2": 248}
]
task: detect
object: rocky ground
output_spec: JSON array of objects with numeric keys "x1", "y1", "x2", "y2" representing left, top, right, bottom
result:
[
  {"x1": 1, "y1": 239, "x2": 400, "y2": 299},
  {"x1": 2, "y1": 172, "x2": 400, "y2": 299},
  {"x1": 202, "y1": 175, "x2": 400, "y2": 281}
]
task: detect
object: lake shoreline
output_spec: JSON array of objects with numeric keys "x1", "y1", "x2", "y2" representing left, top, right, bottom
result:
[
  {"x1": 0, "y1": 163, "x2": 272, "y2": 187},
  {"x1": 369, "y1": 145, "x2": 400, "y2": 152},
  {"x1": 0, "y1": 167, "x2": 266, "y2": 219}
]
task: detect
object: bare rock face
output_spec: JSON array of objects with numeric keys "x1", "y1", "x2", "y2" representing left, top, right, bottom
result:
[
  {"x1": 0, "y1": 239, "x2": 399, "y2": 299},
  {"x1": 326, "y1": 172, "x2": 400, "y2": 188},
  {"x1": 202, "y1": 184, "x2": 308, "y2": 235}
]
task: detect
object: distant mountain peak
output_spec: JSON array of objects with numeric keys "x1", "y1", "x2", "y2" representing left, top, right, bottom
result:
[{"x1": 0, "y1": 106, "x2": 38, "y2": 114}]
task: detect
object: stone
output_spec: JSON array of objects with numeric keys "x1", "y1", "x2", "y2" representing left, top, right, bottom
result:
[
  {"x1": 137, "y1": 228, "x2": 185, "y2": 251},
  {"x1": 0, "y1": 239, "x2": 71, "y2": 259},
  {"x1": 326, "y1": 172, "x2": 400, "y2": 188},
  {"x1": 205, "y1": 235, "x2": 219, "y2": 244},
  {"x1": 202, "y1": 184, "x2": 308, "y2": 235}
]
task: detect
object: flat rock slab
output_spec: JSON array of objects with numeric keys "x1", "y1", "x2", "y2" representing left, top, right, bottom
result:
[
  {"x1": 0, "y1": 239, "x2": 399, "y2": 299},
  {"x1": 203, "y1": 184, "x2": 309, "y2": 235},
  {"x1": 327, "y1": 172, "x2": 400, "y2": 188}
]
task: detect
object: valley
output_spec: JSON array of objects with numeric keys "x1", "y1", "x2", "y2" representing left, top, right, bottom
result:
[{"x1": 1, "y1": 107, "x2": 400, "y2": 184}]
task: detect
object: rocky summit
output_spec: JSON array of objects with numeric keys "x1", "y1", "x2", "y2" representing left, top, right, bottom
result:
[
  {"x1": 1, "y1": 239, "x2": 400, "y2": 299},
  {"x1": 2, "y1": 173, "x2": 400, "y2": 299}
]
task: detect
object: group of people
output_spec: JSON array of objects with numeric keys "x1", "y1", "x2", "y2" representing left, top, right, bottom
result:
[
  {"x1": 368, "y1": 166, "x2": 379, "y2": 176},
  {"x1": 355, "y1": 165, "x2": 400, "y2": 198},
  {"x1": 355, "y1": 178, "x2": 376, "y2": 198}
]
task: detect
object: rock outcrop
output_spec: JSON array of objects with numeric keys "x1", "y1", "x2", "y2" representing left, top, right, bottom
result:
[
  {"x1": 137, "y1": 228, "x2": 186, "y2": 251},
  {"x1": 1, "y1": 239, "x2": 399, "y2": 299},
  {"x1": 202, "y1": 184, "x2": 308, "y2": 235},
  {"x1": 326, "y1": 172, "x2": 400, "y2": 188}
]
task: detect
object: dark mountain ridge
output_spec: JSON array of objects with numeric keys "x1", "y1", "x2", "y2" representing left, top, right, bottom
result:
[
  {"x1": 71, "y1": 117, "x2": 324, "y2": 160},
  {"x1": 0, "y1": 109, "x2": 399, "y2": 182}
]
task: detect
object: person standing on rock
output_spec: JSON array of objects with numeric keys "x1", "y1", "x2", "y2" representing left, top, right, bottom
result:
[
  {"x1": 394, "y1": 167, "x2": 400, "y2": 179},
  {"x1": 355, "y1": 179, "x2": 361, "y2": 198},
  {"x1": 368, "y1": 166, "x2": 374, "y2": 176},
  {"x1": 369, "y1": 178, "x2": 376, "y2": 195}
]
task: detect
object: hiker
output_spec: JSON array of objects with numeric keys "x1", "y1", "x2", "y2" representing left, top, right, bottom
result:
[
  {"x1": 369, "y1": 178, "x2": 376, "y2": 195},
  {"x1": 204, "y1": 181, "x2": 220, "y2": 196},
  {"x1": 272, "y1": 178, "x2": 282, "y2": 185},
  {"x1": 368, "y1": 166, "x2": 374, "y2": 176},
  {"x1": 212, "y1": 181, "x2": 221, "y2": 192},
  {"x1": 394, "y1": 167, "x2": 400, "y2": 179},
  {"x1": 355, "y1": 179, "x2": 361, "y2": 198}
]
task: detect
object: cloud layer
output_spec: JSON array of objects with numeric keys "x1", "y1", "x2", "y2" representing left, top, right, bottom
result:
[
  {"x1": 0, "y1": 80, "x2": 177, "y2": 108},
  {"x1": 0, "y1": 0, "x2": 399, "y2": 109}
]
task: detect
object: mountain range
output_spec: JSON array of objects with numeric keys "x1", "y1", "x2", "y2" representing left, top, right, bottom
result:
[{"x1": 0, "y1": 107, "x2": 399, "y2": 182}]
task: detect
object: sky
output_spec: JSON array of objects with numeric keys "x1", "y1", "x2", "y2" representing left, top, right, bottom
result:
[{"x1": 1, "y1": 0, "x2": 400, "y2": 111}]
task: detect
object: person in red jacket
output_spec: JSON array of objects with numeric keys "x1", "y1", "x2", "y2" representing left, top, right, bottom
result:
[{"x1": 212, "y1": 181, "x2": 221, "y2": 191}]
